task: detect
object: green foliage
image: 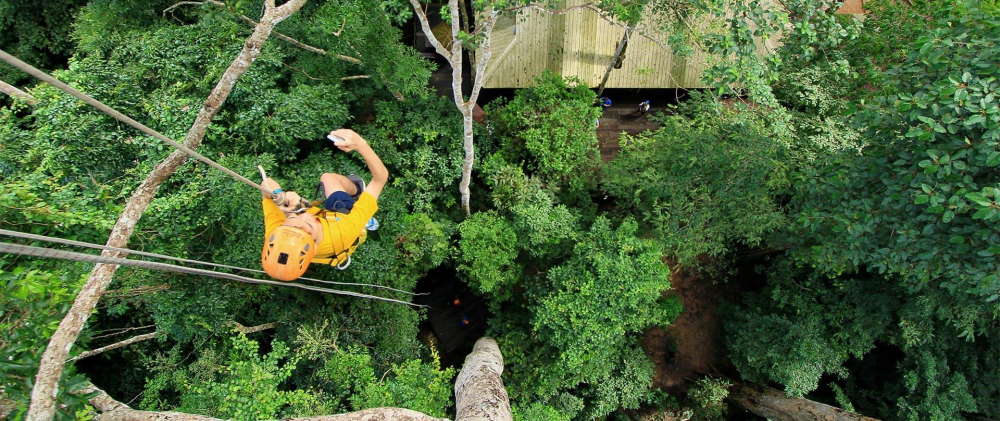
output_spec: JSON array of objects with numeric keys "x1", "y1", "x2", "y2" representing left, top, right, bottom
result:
[
  {"x1": 495, "y1": 217, "x2": 680, "y2": 419},
  {"x1": 0, "y1": 0, "x2": 88, "y2": 85},
  {"x1": 726, "y1": 262, "x2": 897, "y2": 397},
  {"x1": 0, "y1": 268, "x2": 93, "y2": 420},
  {"x1": 315, "y1": 346, "x2": 455, "y2": 417},
  {"x1": 142, "y1": 333, "x2": 328, "y2": 419},
  {"x1": 604, "y1": 97, "x2": 790, "y2": 265},
  {"x1": 788, "y1": 2, "x2": 1000, "y2": 337},
  {"x1": 687, "y1": 377, "x2": 732, "y2": 420},
  {"x1": 361, "y1": 96, "x2": 465, "y2": 214},
  {"x1": 457, "y1": 211, "x2": 520, "y2": 298},
  {"x1": 488, "y1": 71, "x2": 600, "y2": 188}
]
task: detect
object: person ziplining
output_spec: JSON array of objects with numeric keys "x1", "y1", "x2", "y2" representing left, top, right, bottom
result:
[{"x1": 260, "y1": 129, "x2": 389, "y2": 281}]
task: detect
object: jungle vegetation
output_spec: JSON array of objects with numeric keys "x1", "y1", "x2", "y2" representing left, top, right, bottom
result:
[{"x1": 0, "y1": 0, "x2": 997, "y2": 420}]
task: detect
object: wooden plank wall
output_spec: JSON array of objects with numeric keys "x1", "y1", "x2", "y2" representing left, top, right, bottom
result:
[
  {"x1": 478, "y1": 0, "x2": 856, "y2": 89},
  {"x1": 481, "y1": 0, "x2": 710, "y2": 89}
]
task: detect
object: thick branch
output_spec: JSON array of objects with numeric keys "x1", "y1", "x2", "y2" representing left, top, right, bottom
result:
[
  {"x1": 408, "y1": 0, "x2": 453, "y2": 60},
  {"x1": 67, "y1": 332, "x2": 161, "y2": 363},
  {"x1": 286, "y1": 409, "x2": 447, "y2": 420},
  {"x1": 730, "y1": 384, "x2": 880, "y2": 421},
  {"x1": 26, "y1": 4, "x2": 305, "y2": 419},
  {"x1": 454, "y1": 338, "x2": 512, "y2": 421},
  {"x1": 0, "y1": 79, "x2": 37, "y2": 104}
]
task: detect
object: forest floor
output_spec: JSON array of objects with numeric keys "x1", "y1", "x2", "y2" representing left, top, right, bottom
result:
[
  {"x1": 644, "y1": 262, "x2": 725, "y2": 393},
  {"x1": 591, "y1": 103, "x2": 726, "y2": 392},
  {"x1": 597, "y1": 102, "x2": 661, "y2": 161}
]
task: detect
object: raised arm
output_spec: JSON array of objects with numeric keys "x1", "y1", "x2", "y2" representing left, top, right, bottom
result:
[{"x1": 329, "y1": 129, "x2": 389, "y2": 199}]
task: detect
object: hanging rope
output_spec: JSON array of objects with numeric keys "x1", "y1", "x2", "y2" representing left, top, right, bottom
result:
[
  {"x1": 0, "y1": 48, "x2": 273, "y2": 197},
  {"x1": 0, "y1": 229, "x2": 422, "y2": 296},
  {"x1": 0, "y1": 241, "x2": 425, "y2": 308}
]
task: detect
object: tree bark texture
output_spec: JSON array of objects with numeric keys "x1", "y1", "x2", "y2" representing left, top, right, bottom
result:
[
  {"x1": 0, "y1": 78, "x2": 37, "y2": 104},
  {"x1": 26, "y1": 2, "x2": 307, "y2": 419},
  {"x1": 454, "y1": 338, "x2": 512, "y2": 421},
  {"x1": 730, "y1": 384, "x2": 880, "y2": 421}
]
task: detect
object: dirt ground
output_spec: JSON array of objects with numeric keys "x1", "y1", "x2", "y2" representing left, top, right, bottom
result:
[{"x1": 644, "y1": 262, "x2": 724, "y2": 393}]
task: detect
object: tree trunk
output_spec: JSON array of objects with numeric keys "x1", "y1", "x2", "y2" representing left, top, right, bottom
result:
[
  {"x1": 454, "y1": 338, "x2": 512, "y2": 421},
  {"x1": 596, "y1": 26, "x2": 634, "y2": 98},
  {"x1": 730, "y1": 383, "x2": 880, "y2": 421},
  {"x1": 459, "y1": 107, "x2": 474, "y2": 215},
  {"x1": 26, "y1": 2, "x2": 307, "y2": 419},
  {"x1": 0, "y1": 78, "x2": 37, "y2": 104}
]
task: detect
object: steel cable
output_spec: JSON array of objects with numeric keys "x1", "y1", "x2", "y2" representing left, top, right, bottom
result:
[
  {"x1": 0, "y1": 48, "x2": 272, "y2": 197},
  {"x1": 0, "y1": 229, "x2": 421, "y2": 296},
  {"x1": 0, "y1": 242, "x2": 424, "y2": 308}
]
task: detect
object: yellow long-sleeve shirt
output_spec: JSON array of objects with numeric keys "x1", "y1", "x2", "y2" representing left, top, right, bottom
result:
[{"x1": 262, "y1": 192, "x2": 378, "y2": 266}]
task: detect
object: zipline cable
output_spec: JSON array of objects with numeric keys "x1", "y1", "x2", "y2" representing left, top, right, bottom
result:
[
  {"x1": 0, "y1": 229, "x2": 422, "y2": 296},
  {"x1": 0, "y1": 242, "x2": 425, "y2": 308},
  {"x1": 0, "y1": 48, "x2": 272, "y2": 197}
]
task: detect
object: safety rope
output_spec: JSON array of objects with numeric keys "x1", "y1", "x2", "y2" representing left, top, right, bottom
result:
[
  {"x1": 0, "y1": 242, "x2": 425, "y2": 308},
  {"x1": 0, "y1": 229, "x2": 421, "y2": 296},
  {"x1": 0, "y1": 48, "x2": 273, "y2": 197}
]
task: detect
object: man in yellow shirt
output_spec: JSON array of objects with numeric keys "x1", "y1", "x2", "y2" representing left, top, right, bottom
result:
[{"x1": 260, "y1": 129, "x2": 389, "y2": 281}]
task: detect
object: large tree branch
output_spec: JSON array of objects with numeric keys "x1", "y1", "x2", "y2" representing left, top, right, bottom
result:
[
  {"x1": 80, "y1": 385, "x2": 447, "y2": 421},
  {"x1": 25, "y1": 3, "x2": 307, "y2": 419},
  {"x1": 454, "y1": 338, "x2": 512, "y2": 421},
  {"x1": 408, "y1": 0, "x2": 453, "y2": 60},
  {"x1": 730, "y1": 384, "x2": 880, "y2": 421},
  {"x1": 0, "y1": 79, "x2": 37, "y2": 104}
]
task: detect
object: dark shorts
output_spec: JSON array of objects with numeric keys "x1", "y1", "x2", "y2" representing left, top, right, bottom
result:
[
  {"x1": 318, "y1": 176, "x2": 365, "y2": 213},
  {"x1": 323, "y1": 191, "x2": 356, "y2": 213}
]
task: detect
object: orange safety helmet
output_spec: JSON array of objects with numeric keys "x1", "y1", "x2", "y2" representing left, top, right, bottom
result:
[{"x1": 261, "y1": 225, "x2": 317, "y2": 281}]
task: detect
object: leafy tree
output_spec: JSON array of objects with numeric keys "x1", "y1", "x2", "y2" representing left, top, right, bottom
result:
[
  {"x1": 141, "y1": 333, "x2": 328, "y2": 419},
  {"x1": 604, "y1": 96, "x2": 790, "y2": 265},
  {"x1": 0, "y1": 268, "x2": 93, "y2": 420},
  {"x1": 488, "y1": 72, "x2": 601, "y2": 189}
]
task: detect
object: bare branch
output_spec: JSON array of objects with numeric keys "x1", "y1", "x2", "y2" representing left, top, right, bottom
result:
[
  {"x1": 340, "y1": 75, "x2": 371, "y2": 81},
  {"x1": 232, "y1": 321, "x2": 279, "y2": 334},
  {"x1": 26, "y1": 5, "x2": 305, "y2": 419},
  {"x1": 271, "y1": 0, "x2": 308, "y2": 23},
  {"x1": 468, "y1": 11, "x2": 497, "y2": 106},
  {"x1": 67, "y1": 332, "x2": 161, "y2": 363},
  {"x1": 0, "y1": 79, "x2": 37, "y2": 104},
  {"x1": 105, "y1": 284, "x2": 170, "y2": 297},
  {"x1": 332, "y1": 18, "x2": 346, "y2": 37},
  {"x1": 91, "y1": 324, "x2": 156, "y2": 340},
  {"x1": 408, "y1": 0, "x2": 453, "y2": 60},
  {"x1": 482, "y1": 26, "x2": 518, "y2": 86}
]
